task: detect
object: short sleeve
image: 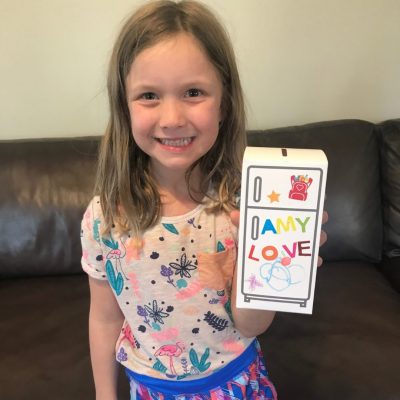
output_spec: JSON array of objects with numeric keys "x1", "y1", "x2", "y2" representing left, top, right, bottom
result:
[{"x1": 81, "y1": 197, "x2": 107, "y2": 280}]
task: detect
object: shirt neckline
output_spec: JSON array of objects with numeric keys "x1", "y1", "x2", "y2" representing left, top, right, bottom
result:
[{"x1": 160, "y1": 202, "x2": 206, "y2": 224}]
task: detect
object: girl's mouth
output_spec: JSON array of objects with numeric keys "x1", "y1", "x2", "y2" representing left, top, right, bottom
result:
[{"x1": 155, "y1": 137, "x2": 195, "y2": 147}]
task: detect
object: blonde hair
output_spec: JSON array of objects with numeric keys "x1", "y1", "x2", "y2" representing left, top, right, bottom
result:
[{"x1": 96, "y1": 0, "x2": 246, "y2": 236}]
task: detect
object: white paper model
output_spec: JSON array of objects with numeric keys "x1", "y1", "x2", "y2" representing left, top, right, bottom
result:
[{"x1": 236, "y1": 147, "x2": 328, "y2": 314}]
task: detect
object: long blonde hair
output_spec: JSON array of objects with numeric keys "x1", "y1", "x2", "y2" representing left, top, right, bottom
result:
[{"x1": 96, "y1": 0, "x2": 247, "y2": 236}]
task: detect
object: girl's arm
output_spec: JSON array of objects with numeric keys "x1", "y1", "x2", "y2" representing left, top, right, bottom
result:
[{"x1": 88, "y1": 277, "x2": 124, "y2": 400}]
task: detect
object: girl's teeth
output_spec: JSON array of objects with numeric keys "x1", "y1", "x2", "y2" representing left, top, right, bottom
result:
[{"x1": 159, "y1": 138, "x2": 193, "y2": 147}]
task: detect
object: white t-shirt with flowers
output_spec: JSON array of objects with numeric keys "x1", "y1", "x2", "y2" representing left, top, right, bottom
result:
[{"x1": 81, "y1": 196, "x2": 253, "y2": 381}]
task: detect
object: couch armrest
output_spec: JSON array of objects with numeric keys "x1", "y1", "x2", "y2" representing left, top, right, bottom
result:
[{"x1": 378, "y1": 119, "x2": 400, "y2": 258}]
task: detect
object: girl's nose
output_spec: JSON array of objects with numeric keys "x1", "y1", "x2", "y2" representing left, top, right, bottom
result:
[{"x1": 159, "y1": 98, "x2": 185, "y2": 129}]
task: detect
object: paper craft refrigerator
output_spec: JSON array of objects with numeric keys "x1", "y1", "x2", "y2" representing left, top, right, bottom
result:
[{"x1": 236, "y1": 147, "x2": 327, "y2": 314}]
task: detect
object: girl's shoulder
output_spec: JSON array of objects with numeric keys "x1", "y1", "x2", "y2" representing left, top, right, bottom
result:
[{"x1": 82, "y1": 196, "x2": 104, "y2": 227}]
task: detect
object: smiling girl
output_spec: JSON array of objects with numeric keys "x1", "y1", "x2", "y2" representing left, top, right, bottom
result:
[{"x1": 81, "y1": 1, "x2": 278, "y2": 399}]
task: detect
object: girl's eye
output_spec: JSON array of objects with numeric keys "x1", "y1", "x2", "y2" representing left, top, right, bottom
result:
[
  {"x1": 140, "y1": 92, "x2": 158, "y2": 100},
  {"x1": 185, "y1": 88, "x2": 202, "y2": 98}
]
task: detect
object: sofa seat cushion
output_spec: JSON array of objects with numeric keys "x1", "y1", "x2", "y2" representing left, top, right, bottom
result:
[
  {"x1": 1, "y1": 263, "x2": 398, "y2": 400},
  {"x1": 0, "y1": 275, "x2": 129, "y2": 400},
  {"x1": 258, "y1": 261, "x2": 400, "y2": 400}
]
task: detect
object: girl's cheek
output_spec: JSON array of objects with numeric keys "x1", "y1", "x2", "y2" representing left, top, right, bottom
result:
[{"x1": 130, "y1": 106, "x2": 156, "y2": 129}]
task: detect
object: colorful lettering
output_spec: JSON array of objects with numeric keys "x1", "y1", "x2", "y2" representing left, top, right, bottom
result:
[
  {"x1": 260, "y1": 215, "x2": 310, "y2": 235},
  {"x1": 247, "y1": 241, "x2": 311, "y2": 262}
]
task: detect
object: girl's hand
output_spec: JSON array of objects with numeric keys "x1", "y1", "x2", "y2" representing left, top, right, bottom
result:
[
  {"x1": 230, "y1": 210, "x2": 329, "y2": 267},
  {"x1": 230, "y1": 209, "x2": 240, "y2": 227},
  {"x1": 318, "y1": 211, "x2": 328, "y2": 266}
]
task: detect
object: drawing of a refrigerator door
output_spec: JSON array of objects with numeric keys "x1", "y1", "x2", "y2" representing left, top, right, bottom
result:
[{"x1": 236, "y1": 147, "x2": 327, "y2": 314}]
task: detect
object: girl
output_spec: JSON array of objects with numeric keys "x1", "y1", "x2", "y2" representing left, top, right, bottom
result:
[{"x1": 82, "y1": 1, "x2": 316, "y2": 398}]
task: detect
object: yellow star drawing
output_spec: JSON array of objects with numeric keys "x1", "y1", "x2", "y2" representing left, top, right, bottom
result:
[{"x1": 268, "y1": 190, "x2": 280, "y2": 203}]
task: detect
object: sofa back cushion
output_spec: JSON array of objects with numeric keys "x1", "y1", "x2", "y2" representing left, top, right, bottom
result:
[
  {"x1": 248, "y1": 120, "x2": 382, "y2": 262},
  {"x1": 0, "y1": 119, "x2": 386, "y2": 277},
  {"x1": 0, "y1": 138, "x2": 99, "y2": 278}
]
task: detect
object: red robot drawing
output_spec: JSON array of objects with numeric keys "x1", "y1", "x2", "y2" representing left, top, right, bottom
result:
[{"x1": 289, "y1": 175, "x2": 313, "y2": 201}]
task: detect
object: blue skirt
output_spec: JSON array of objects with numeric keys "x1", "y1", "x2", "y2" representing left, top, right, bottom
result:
[{"x1": 125, "y1": 340, "x2": 277, "y2": 399}]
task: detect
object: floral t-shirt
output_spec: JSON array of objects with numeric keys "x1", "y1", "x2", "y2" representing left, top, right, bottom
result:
[{"x1": 81, "y1": 197, "x2": 253, "y2": 381}]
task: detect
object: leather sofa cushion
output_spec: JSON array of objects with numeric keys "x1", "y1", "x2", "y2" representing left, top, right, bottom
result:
[
  {"x1": 248, "y1": 120, "x2": 382, "y2": 262},
  {"x1": 379, "y1": 119, "x2": 400, "y2": 258},
  {"x1": 0, "y1": 138, "x2": 99, "y2": 278},
  {"x1": 258, "y1": 261, "x2": 400, "y2": 399},
  {"x1": 0, "y1": 119, "x2": 385, "y2": 276}
]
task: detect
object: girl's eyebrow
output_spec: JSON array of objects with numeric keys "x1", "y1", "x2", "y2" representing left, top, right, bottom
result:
[
  {"x1": 179, "y1": 77, "x2": 216, "y2": 87},
  {"x1": 131, "y1": 73, "x2": 216, "y2": 88},
  {"x1": 127, "y1": 83, "x2": 158, "y2": 93}
]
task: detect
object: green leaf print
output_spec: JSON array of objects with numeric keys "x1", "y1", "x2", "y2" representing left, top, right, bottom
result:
[
  {"x1": 93, "y1": 219, "x2": 101, "y2": 243},
  {"x1": 115, "y1": 274, "x2": 123, "y2": 295},
  {"x1": 106, "y1": 260, "x2": 123, "y2": 296},
  {"x1": 200, "y1": 348, "x2": 210, "y2": 366},
  {"x1": 189, "y1": 348, "x2": 199, "y2": 366},
  {"x1": 162, "y1": 223, "x2": 179, "y2": 235},
  {"x1": 217, "y1": 241, "x2": 225, "y2": 252},
  {"x1": 177, "y1": 373, "x2": 191, "y2": 380},
  {"x1": 224, "y1": 299, "x2": 234, "y2": 322},
  {"x1": 189, "y1": 348, "x2": 211, "y2": 373},
  {"x1": 102, "y1": 237, "x2": 119, "y2": 250},
  {"x1": 153, "y1": 359, "x2": 168, "y2": 373}
]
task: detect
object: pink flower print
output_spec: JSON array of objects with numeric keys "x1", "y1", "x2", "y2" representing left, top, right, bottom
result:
[
  {"x1": 102, "y1": 236, "x2": 128, "y2": 279},
  {"x1": 107, "y1": 248, "x2": 122, "y2": 259},
  {"x1": 103, "y1": 237, "x2": 126, "y2": 260},
  {"x1": 224, "y1": 238, "x2": 235, "y2": 249},
  {"x1": 154, "y1": 342, "x2": 186, "y2": 375}
]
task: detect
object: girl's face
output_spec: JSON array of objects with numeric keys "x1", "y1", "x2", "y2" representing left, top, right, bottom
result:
[{"x1": 126, "y1": 33, "x2": 223, "y2": 181}]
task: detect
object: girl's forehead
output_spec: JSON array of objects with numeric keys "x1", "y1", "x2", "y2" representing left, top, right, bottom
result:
[
  {"x1": 127, "y1": 33, "x2": 221, "y2": 86},
  {"x1": 135, "y1": 33, "x2": 207, "y2": 64}
]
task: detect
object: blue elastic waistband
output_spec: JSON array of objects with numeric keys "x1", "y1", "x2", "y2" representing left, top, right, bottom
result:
[{"x1": 125, "y1": 340, "x2": 258, "y2": 394}]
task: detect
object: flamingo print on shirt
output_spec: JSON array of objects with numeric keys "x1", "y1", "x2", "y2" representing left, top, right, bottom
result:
[{"x1": 154, "y1": 342, "x2": 186, "y2": 376}]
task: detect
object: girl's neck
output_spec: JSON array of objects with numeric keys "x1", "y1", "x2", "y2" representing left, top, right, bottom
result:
[
  {"x1": 151, "y1": 165, "x2": 205, "y2": 217},
  {"x1": 159, "y1": 189, "x2": 203, "y2": 218}
]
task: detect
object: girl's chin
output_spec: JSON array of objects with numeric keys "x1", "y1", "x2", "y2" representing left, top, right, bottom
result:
[
  {"x1": 151, "y1": 159, "x2": 191, "y2": 172},
  {"x1": 150, "y1": 159, "x2": 201, "y2": 178}
]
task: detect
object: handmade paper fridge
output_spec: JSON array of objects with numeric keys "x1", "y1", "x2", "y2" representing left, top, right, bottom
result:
[{"x1": 236, "y1": 147, "x2": 328, "y2": 314}]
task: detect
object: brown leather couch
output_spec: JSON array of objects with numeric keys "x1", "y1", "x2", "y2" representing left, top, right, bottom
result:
[{"x1": 1, "y1": 119, "x2": 399, "y2": 399}]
